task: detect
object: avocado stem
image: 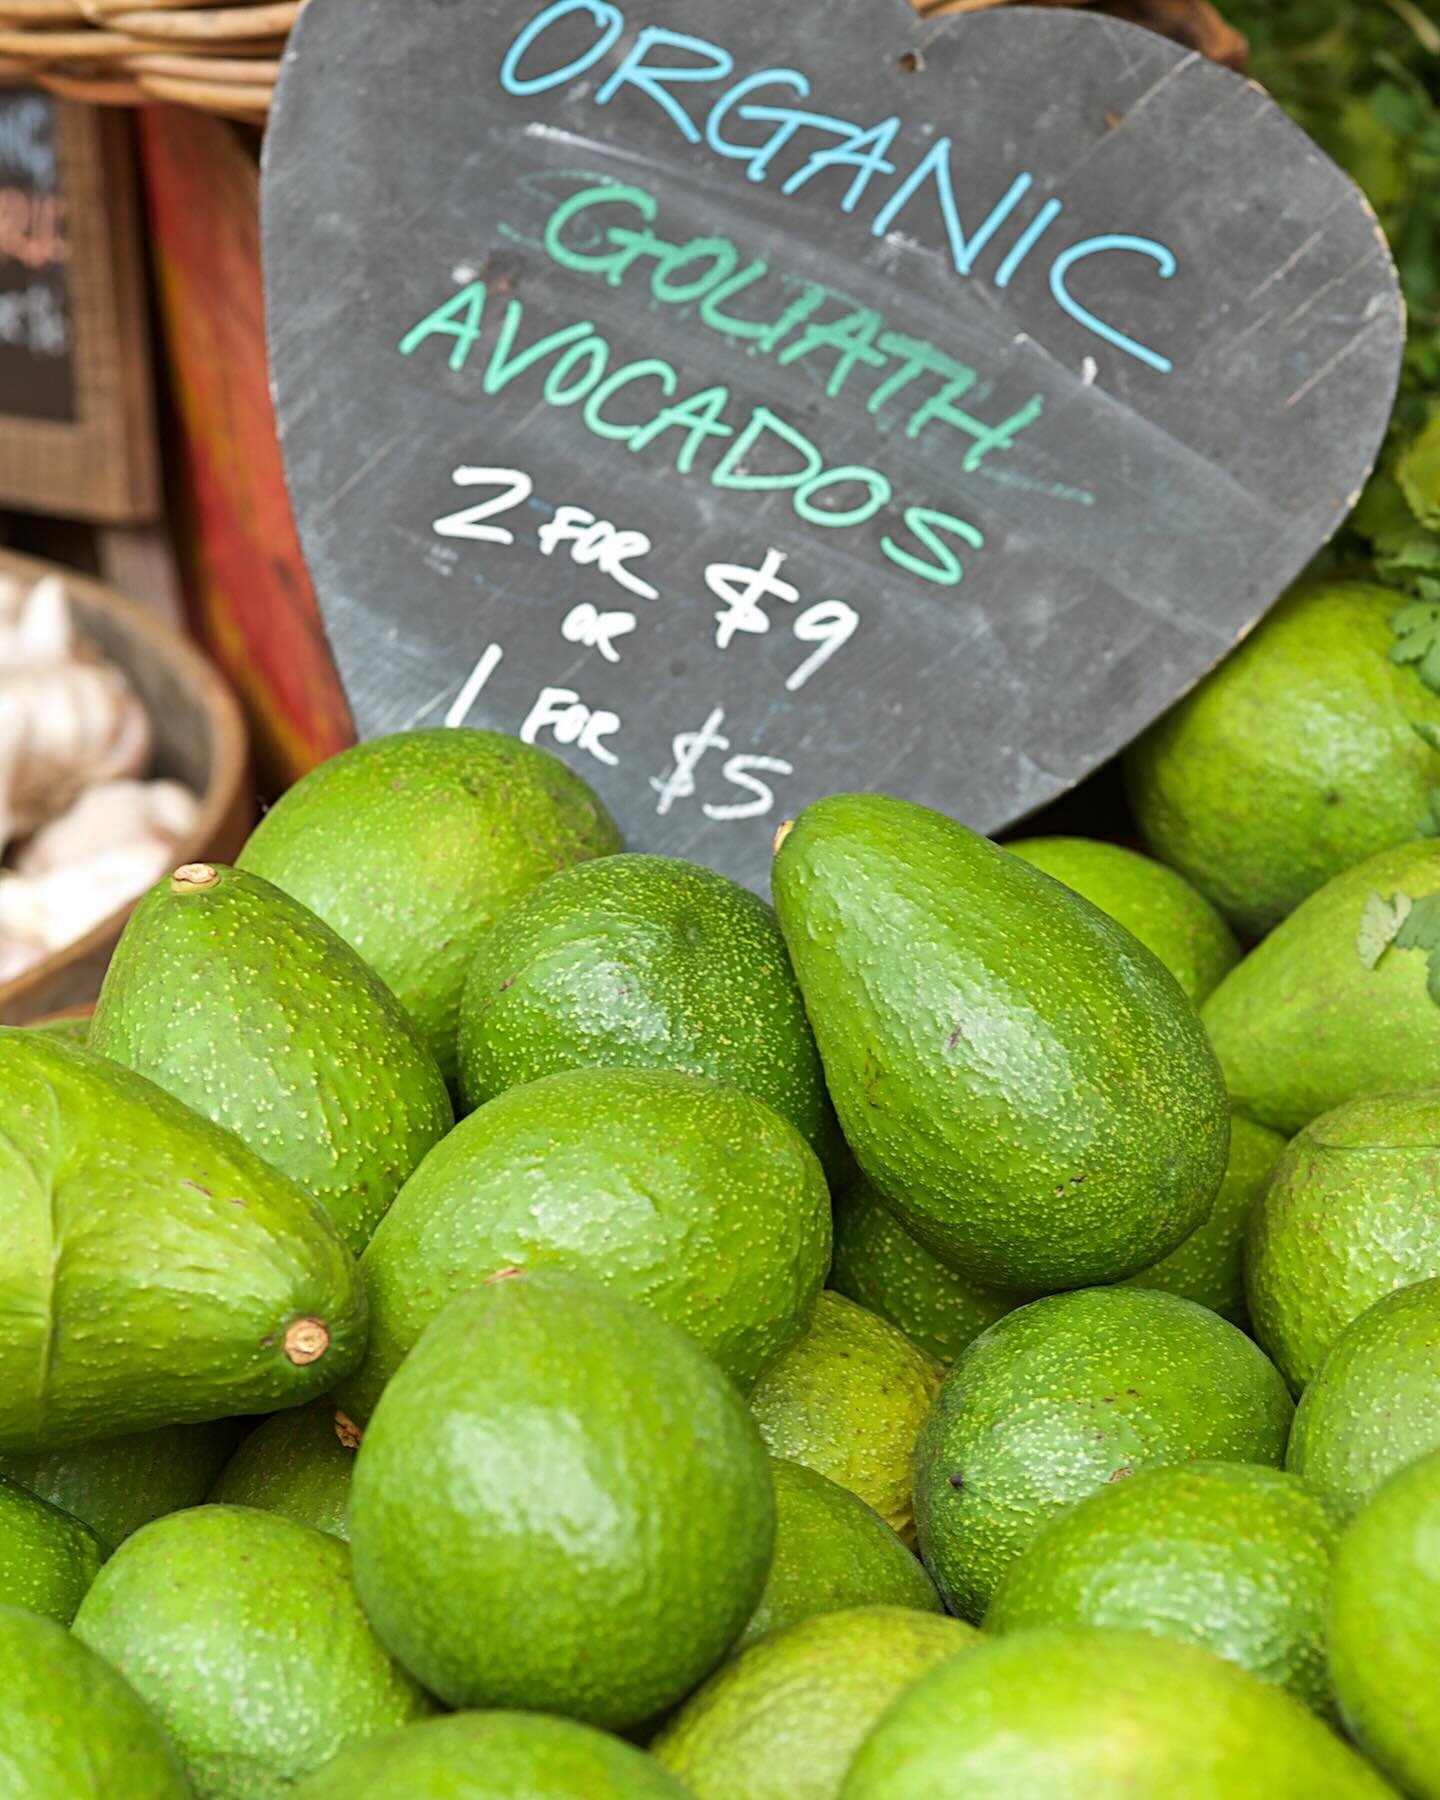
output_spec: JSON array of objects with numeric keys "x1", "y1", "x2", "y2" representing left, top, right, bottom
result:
[
  {"x1": 773, "y1": 820, "x2": 796, "y2": 857},
  {"x1": 283, "y1": 1317, "x2": 330, "y2": 1365},
  {"x1": 171, "y1": 863, "x2": 221, "y2": 893}
]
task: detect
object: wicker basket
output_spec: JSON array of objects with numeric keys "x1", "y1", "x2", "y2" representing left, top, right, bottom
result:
[{"x1": 0, "y1": 0, "x2": 294, "y2": 122}]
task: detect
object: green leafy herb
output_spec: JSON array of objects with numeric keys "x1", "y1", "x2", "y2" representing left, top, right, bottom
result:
[
  {"x1": 1357, "y1": 890, "x2": 1413, "y2": 967},
  {"x1": 1394, "y1": 892, "x2": 1440, "y2": 1003}
]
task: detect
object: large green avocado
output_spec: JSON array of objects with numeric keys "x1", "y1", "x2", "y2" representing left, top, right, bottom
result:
[
  {"x1": 90, "y1": 863, "x2": 453, "y2": 1255},
  {"x1": 1289, "y1": 1279, "x2": 1440, "y2": 1513},
  {"x1": 72, "y1": 1505, "x2": 436, "y2": 1800},
  {"x1": 1202, "y1": 838, "x2": 1440, "y2": 1134},
  {"x1": 653, "y1": 1606, "x2": 978, "y2": 1800},
  {"x1": 238, "y1": 729, "x2": 622, "y2": 1083},
  {"x1": 0, "y1": 1472, "x2": 103, "y2": 1623},
  {"x1": 772, "y1": 795, "x2": 1230, "y2": 1291},
  {"x1": 1008, "y1": 835, "x2": 1240, "y2": 1004},
  {"x1": 0, "y1": 1418, "x2": 240, "y2": 1552},
  {"x1": 741, "y1": 1461, "x2": 941, "y2": 1651},
  {"x1": 0, "y1": 1604, "x2": 191, "y2": 1798},
  {"x1": 984, "y1": 1462, "x2": 1343, "y2": 1713},
  {"x1": 348, "y1": 1271, "x2": 775, "y2": 1729},
  {"x1": 456, "y1": 852, "x2": 838, "y2": 1162},
  {"x1": 840, "y1": 1627, "x2": 1392, "y2": 1797},
  {"x1": 287, "y1": 1712, "x2": 692, "y2": 1798},
  {"x1": 1329, "y1": 1448, "x2": 1440, "y2": 1797},
  {"x1": 1246, "y1": 1091, "x2": 1440, "y2": 1391},
  {"x1": 830, "y1": 1178, "x2": 1019, "y2": 1363},
  {"x1": 1124, "y1": 579, "x2": 1440, "y2": 938},
  {"x1": 209, "y1": 1402, "x2": 358, "y2": 1540},
  {"x1": 0, "y1": 1030, "x2": 366, "y2": 1451},
  {"x1": 912, "y1": 1287, "x2": 1294, "y2": 1621},
  {"x1": 341, "y1": 1067, "x2": 830, "y2": 1418}
]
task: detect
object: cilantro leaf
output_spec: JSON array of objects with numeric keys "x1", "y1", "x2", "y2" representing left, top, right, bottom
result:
[
  {"x1": 1357, "y1": 891, "x2": 1413, "y2": 968},
  {"x1": 1395, "y1": 892, "x2": 1440, "y2": 1005}
]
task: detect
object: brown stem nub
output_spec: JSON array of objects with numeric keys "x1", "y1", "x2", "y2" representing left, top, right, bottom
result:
[
  {"x1": 171, "y1": 863, "x2": 221, "y2": 893},
  {"x1": 484, "y1": 1265, "x2": 525, "y2": 1286},
  {"x1": 333, "y1": 1411, "x2": 363, "y2": 1449},
  {"x1": 284, "y1": 1317, "x2": 330, "y2": 1365},
  {"x1": 773, "y1": 820, "x2": 797, "y2": 857}
]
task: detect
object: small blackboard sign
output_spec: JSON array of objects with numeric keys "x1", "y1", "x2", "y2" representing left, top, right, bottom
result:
[
  {"x1": 0, "y1": 90, "x2": 74, "y2": 425},
  {"x1": 263, "y1": 1, "x2": 1404, "y2": 889}
]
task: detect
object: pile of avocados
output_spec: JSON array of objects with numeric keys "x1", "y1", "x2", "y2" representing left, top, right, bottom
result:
[{"x1": 9, "y1": 575, "x2": 1440, "y2": 1799}]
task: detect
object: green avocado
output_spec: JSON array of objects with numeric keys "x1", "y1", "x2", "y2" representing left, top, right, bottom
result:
[
  {"x1": 23, "y1": 1013, "x2": 89, "y2": 1046},
  {"x1": 0, "y1": 1031, "x2": 366, "y2": 1452},
  {"x1": 1121, "y1": 1113, "x2": 1286, "y2": 1327},
  {"x1": 1202, "y1": 838, "x2": 1440, "y2": 1134},
  {"x1": 287, "y1": 1711, "x2": 693, "y2": 1799},
  {"x1": 341, "y1": 1067, "x2": 830, "y2": 1418},
  {"x1": 209, "y1": 1402, "x2": 358, "y2": 1540},
  {"x1": 840, "y1": 1627, "x2": 1392, "y2": 1798},
  {"x1": 90, "y1": 863, "x2": 453, "y2": 1255},
  {"x1": 457, "y1": 852, "x2": 838, "y2": 1162},
  {"x1": 348, "y1": 1271, "x2": 774, "y2": 1730},
  {"x1": 912, "y1": 1287, "x2": 1294, "y2": 1622},
  {"x1": 1329, "y1": 1447, "x2": 1440, "y2": 1797},
  {"x1": 772, "y1": 795, "x2": 1229, "y2": 1291},
  {"x1": 0, "y1": 1418, "x2": 241, "y2": 1553},
  {"x1": 984, "y1": 1462, "x2": 1343, "y2": 1712},
  {"x1": 0, "y1": 1604, "x2": 191, "y2": 1798},
  {"x1": 1008, "y1": 836, "x2": 1240, "y2": 1004},
  {"x1": 238, "y1": 729, "x2": 622, "y2": 1084},
  {"x1": 829, "y1": 1178, "x2": 1019, "y2": 1363},
  {"x1": 72, "y1": 1504, "x2": 436, "y2": 1800},
  {"x1": 1124, "y1": 579, "x2": 1440, "y2": 938},
  {"x1": 1289, "y1": 1278, "x2": 1440, "y2": 1513},
  {"x1": 0, "y1": 1472, "x2": 103, "y2": 1624},
  {"x1": 1246, "y1": 1091, "x2": 1440, "y2": 1392},
  {"x1": 740, "y1": 1461, "x2": 941, "y2": 1651},
  {"x1": 653, "y1": 1606, "x2": 978, "y2": 1800},
  {"x1": 748, "y1": 1292, "x2": 942, "y2": 1544}
]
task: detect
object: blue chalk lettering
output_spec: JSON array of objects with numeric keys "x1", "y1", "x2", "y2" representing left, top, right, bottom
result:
[
  {"x1": 782, "y1": 117, "x2": 901, "y2": 213},
  {"x1": 1049, "y1": 234, "x2": 1176, "y2": 373},
  {"x1": 498, "y1": 0, "x2": 623, "y2": 97},
  {"x1": 706, "y1": 70, "x2": 809, "y2": 180},
  {"x1": 995, "y1": 197, "x2": 1063, "y2": 289},
  {"x1": 594, "y1": 26, "x2": 734, "y2": 144},
  {"x1": 873, "y1": 143, "x2": 1032, "y2": 279}
]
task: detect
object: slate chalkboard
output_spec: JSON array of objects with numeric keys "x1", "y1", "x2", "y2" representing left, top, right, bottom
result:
[
  {"x1": 0, "y1": 89, "x2": 74, "y2": 425},
  {"x1": 263, "y1": 1, "x2": 1405, "y2": 890}
]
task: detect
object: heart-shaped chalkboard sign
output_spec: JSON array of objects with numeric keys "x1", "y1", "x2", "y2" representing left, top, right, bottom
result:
[{"x1": 263, "y1": 0, "x2": 1403, "y2": 889}]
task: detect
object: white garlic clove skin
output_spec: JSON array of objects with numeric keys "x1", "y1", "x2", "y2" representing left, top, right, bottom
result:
[
  {"x1": 0, "y1": 576, "x2": 74, "y2": 672},
  {"x1": 0, "y1": 839, "x2": 182, "y2": 953},
  {"x1": 0, "y1": 661, "x2": 153, "y2": 847},
  {"x1": 16, "y1": 779, "x2": 200, "y2": 878}
]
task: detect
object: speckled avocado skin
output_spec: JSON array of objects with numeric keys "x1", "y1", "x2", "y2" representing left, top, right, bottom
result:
[
  {"x1": 72, "y1": 1504, "x2": 436, "y2": 1800},
  {"x1": 985, "y1": 1462, "x2": 1343, "y2": 1712},
  {"x1": 1203, "y1": 839, "x2": 1440, "y2": 1135},
  {"x1": 1290, "y1": 1279, "x2": 1440, "y2": 1515},
  {"x1": 238, "y1": 728, "x2": 623, "y2": 1084},
  {"x1": 348, "y1": 1271, "x2": 775, "y2": 1730},
  {"x1": 830, "y1": 1178, "x2": 1019, "y2": 1364},
  {"x1": 912, "y1": 1287, "x2": 1294, "y2": 1622},
  {"x1": 209, "y1": 1402, "x2": 357, "y2": 1540},
  {"x1": 772, "y1": 795, "x2": 1230, "y2": 1291},
  {"x1": 90, "y1": 864, "x2": 453, "y2": 1255},
  {"x1": 287, "y1": 1711, "x2": 693, "y2": 1799},
  {"x1": 0, "y1": 1472, "x2": 103, "y2": 1623},
  {"x1": 1329, "y1": 1447, "x2": 1440, "y2": 1798},
  {"x1": 748, "y1": 1292, "x2": 942, "y2": 1543},
  {"x1": 457, "y1": 852, "x2": 837, "y2": 1158},
  {"x1": 0, "y1": 1603, "x2": 191, "y2": 1798},
  {"x1": 841, "y1": 1627, "x2": 1392, "y2": 1798},
  {"x1": 341, "y1": 1066, "x2": 830, "y2": 1419},
  {"x1": 0, "y1": 1031, "x2": 367, "y2": 1452},
  {"x1": 653, "y1": 1605, "x2": 978, "y2": 1800},
  {"x1": 740, "y1": 1460, "x2": 941, "y2": 1651},
  {"x1": 1008, "y1": 836, "x2": 1240, "y2": 1005},
  {"x1": 0, "y1": 1418, "x2": 240, "y2": 1554},
  {"x1": 1124, "y1": 580, "x2": 1440, "y2": 939},
  {"x1": 1246, "y1": 1091, "x2": 1440, "y2": 1393}
]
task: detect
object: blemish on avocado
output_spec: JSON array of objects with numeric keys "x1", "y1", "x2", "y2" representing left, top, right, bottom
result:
[{"x1": 949, "y1": 1471, "x2": 965, "y2": 1491}]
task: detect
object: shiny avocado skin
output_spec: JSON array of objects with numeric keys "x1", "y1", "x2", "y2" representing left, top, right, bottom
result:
[
  {"x1": 209, "y1": 1402, "x2": 358, "y2": 1540},
  {"x1": 72, "y1": 1504, "x2": 436, "y2": 1800},
  {"x1": 286, "y1": 1711, "x2": 693, "y2": 1799},
  {"x1": 0, "y1": 1604, "x2": 192, "y2": 1798},
  {"x1": 0, "y1": 1031, "x2": 367, "y2": 1452},
  {"x1": 90, "y1": 863, "x2": 453, "y2": 1255},
  {"x1": 773, "y1": 795, "x2": 1230, "y2": 1291},
  {"x1": 0, "y1": 1472, "x2": 103, "y2": 1623},
  {"x1": 238, "y1": 728, "x2": 623, "y2": 1084},
  {"x1": 457, "y1": 852, "x2": 838, "y2": 1164},
  {"x1": 0, "y1": 1419, "x2": 241, "y2": 1554},
  {"x1": 340, "y1": 1066, "x2": 831, "y2": 1419}
]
